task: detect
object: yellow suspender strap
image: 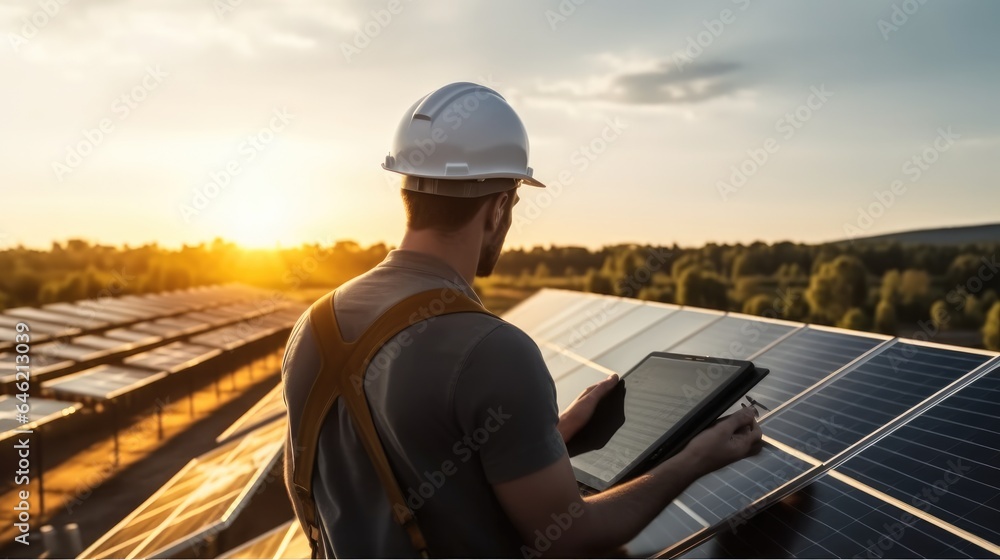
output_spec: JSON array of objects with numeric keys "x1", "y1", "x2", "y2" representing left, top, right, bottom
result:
[{"x1": 288, "y1": 289, "x2": 496, "y2": 558}]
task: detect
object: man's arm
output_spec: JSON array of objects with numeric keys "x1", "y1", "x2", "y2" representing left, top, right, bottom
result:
[{"x1": 494, "y1": 406, "x2": 763, "y2": 557}]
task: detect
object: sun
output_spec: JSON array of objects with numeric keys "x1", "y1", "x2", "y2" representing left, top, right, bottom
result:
[{"x1": 216, "y1": 190, "x2": 294, "y2": 249}]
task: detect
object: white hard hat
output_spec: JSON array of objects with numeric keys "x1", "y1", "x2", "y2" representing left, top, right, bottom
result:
[{"x1": 382, "y1": 82, "x2": 546, "y2": 197}]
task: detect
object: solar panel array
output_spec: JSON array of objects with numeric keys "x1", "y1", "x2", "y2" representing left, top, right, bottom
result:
[
  {"x1": 80, "y1": 418, "x2": 287, "y2": 559},
  {"x1": 82, "y1": 286, "x2": 998, "y2": 559},
  {"x1": 505, "y1": 288, "x2": 1000, "y2": 558}
]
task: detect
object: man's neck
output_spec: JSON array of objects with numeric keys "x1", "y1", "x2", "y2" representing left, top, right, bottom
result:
[{"x1": 398, "y1": 228, "x2": 482, "y2": 285}]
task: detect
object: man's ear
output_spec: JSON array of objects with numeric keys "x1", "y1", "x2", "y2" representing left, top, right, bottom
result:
[{"x1": 487, "y1": 192, "x2": 508, "y2": 231}]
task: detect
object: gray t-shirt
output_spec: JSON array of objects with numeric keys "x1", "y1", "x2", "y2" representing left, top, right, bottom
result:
[{"x1": 282, "y1": 250, "x2": 566, "y2": 558}]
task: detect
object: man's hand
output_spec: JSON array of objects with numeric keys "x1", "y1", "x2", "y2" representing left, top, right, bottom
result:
[
  {"x1": 679, "y1": 405, "x2": 764, "y2": 475},
  {"x1": 557, "y1": 373, "x2": 619, "y2": 443}
]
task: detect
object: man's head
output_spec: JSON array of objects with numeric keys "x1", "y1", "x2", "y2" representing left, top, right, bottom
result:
[
  {"x1": 383, "y1": 82, "x2": 543, "y2": 278},
  {"x1": 401, "y1": 178, "x2": 519, "y2": 276}
]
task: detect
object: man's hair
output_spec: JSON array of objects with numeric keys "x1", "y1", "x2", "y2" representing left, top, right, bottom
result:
[{"x1": 402, "y1": 189, "x2": 500, "y2": 233}]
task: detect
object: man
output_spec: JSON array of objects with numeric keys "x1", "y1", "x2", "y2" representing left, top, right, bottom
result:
[{"x1": 282, "y1": 82, "x2": 763, "y2": 557}]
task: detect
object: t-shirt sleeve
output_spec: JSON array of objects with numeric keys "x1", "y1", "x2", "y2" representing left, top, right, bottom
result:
[{"x1": 452, "y1": 322, "x2": 566, "y2": 485}]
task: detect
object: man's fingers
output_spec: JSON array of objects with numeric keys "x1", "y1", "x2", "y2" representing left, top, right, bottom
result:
[
  {"x1": 574, "y1": 374, "x2": 619, "y2": 403},
  {"x1": 724, "y1": 405, "x2": 757, "y2": 432}
]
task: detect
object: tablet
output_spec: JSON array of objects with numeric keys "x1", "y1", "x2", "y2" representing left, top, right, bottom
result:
[{"x1": 568, "y1": 352, "x2": 769, "y2": 492}]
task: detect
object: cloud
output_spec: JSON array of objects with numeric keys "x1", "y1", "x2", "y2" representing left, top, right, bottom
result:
[{"x1": 532, "y1": 55, "x2": 746, "y2": 108}]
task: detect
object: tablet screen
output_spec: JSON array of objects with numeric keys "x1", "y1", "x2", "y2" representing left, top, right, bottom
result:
[{"x1": 569, "y1": 354, "x2": 745, "y2": 490}]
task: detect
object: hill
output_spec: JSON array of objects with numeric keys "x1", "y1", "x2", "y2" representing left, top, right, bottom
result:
[{"x1": 841, "y1": 222, "x2": 1000, "y2": 245}]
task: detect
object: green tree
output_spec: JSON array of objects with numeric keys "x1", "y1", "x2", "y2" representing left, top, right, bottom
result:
[
  {"x1": 534, "y1": 262, "x2": 550, "y2": 279},
  {"x1": 874, "y1": 300, "x2": 897, "y2": 335},
  {"x1": 677, "y1": 268, "x2": 728, "y2": 310},
  {"x1": 838, "y1": 307, "x2": 870, "y2": 331},
  {"x1": 806, "y1": 255, "x2": 868, "y2": 324},
  {"x1": 583, "y1": 270, "x2": 614, "y2": 295},
  {"x1": 742, "y1": 294, "x2": 774, "y2": 317},
  {"x1": 879, "y1": 269, "x2": 901, "y2": 304},
  {"x1": 930, "y1": 299, "x2": 952, "y2": 332},
  {"x1": 984, "y1": 301, "x2": 1000, "y2": 351}
]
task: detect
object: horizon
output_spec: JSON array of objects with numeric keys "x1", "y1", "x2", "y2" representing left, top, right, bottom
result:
[{"x1": 4, "y1": 219, "x2": 999, "y2": 253}]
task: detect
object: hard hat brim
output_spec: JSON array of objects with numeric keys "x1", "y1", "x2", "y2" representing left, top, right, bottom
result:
[{"x1": 382, "y1": 165, "x2": 547, "y2": 189}]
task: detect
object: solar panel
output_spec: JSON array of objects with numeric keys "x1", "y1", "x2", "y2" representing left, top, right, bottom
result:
[
  {"x1": 740, "y1": 327, "x2": 888, "y2": 414},
  {"x1": 3, "y1": 307, "x2": 103, "y2": 330},
  {"x1": 560, "y1": 303, "x2": 677, "y2": 360},
  {"x1": 667, "y1": 314, "x2": 799, "y2": 361},
  {"x1": 538, "y1": 303, "x2": 676, "y2": 380},
  {"x1": 33, "y1": 340, "x2": 113, "y2": 362},
  {"x1": 216, "y1": 384, "x2": 286, "y2": 443},
  {"x1": 0, "y1": 351, "x2": 73, "y2": 386},
  {"x1": 590, "y1": 309, "x2": 724, "y2": 375},
  {"x1": 102, "y1": 328, "x2": 164, "y2": 346},
  {"x1": 43, "y1": 364, "x2": 166, "y2": 401},
  {"x1": 501, "y1": 289, "x2": 1000, "y2": 558},
  {"x1": 501, "y1": 289, "x2": 586, "y2": 333},
  {"x1": 763, "y1": 342, "x2": 994, "y2": 461},
  {"x1": 680, "y1": 476, "x2": 995, "y2": 559},
  {"x1": 43, "y1": 302, "x2": 139, "y2": 325},
  {"x1": 0, "y1": 314, "x2": 82, "y2": 337},
  {"x1": 0, "y1": 395, "x2": 80, "y2": 441},
  {"x1": 533, "y1": 296, "x2": 622, "y2": 341},
  {"x1": 626, "y1": 443, "x2": 819, "y2": 557},
  {"x1": 541, "y1": 298, "x2": 643, "y2": 347},
  {"x1": 218, "y1": 520, "x2": 310, "y2": 559},
  {"x1": 81, "y1": 419, "x2": 286, "y2": 559},
  {"x1": 178, "y1": 311, "x2": 234, "y2": 328},
  {"x1": 835, "y1": 362, "x2": 1000, "y2": 547},
  {"x1": 193, "y1": 323, "x2": 279, "y2": 351},
  {"x1": 130, "y1": 320, "x2": 205, "y2": 339},
  {"x1": 71, "y1": 334, "x2": 149, "y2": 354},
  {"x1": 124, "y1": 342, "x2": 222, "y2": 374}
]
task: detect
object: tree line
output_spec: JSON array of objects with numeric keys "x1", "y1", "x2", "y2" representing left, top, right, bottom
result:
[{"x1": 1, "y1": 238, "x2": 997, "y2": 350}]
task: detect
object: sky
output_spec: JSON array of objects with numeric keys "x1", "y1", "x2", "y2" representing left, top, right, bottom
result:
[{"x1": 2, "y1": 0, "x2": 999, "y2": 250}]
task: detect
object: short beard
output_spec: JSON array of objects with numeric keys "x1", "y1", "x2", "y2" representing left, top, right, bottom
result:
[{"x1": 476, "y1": 232, "x2": 504, "y2": 277}]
